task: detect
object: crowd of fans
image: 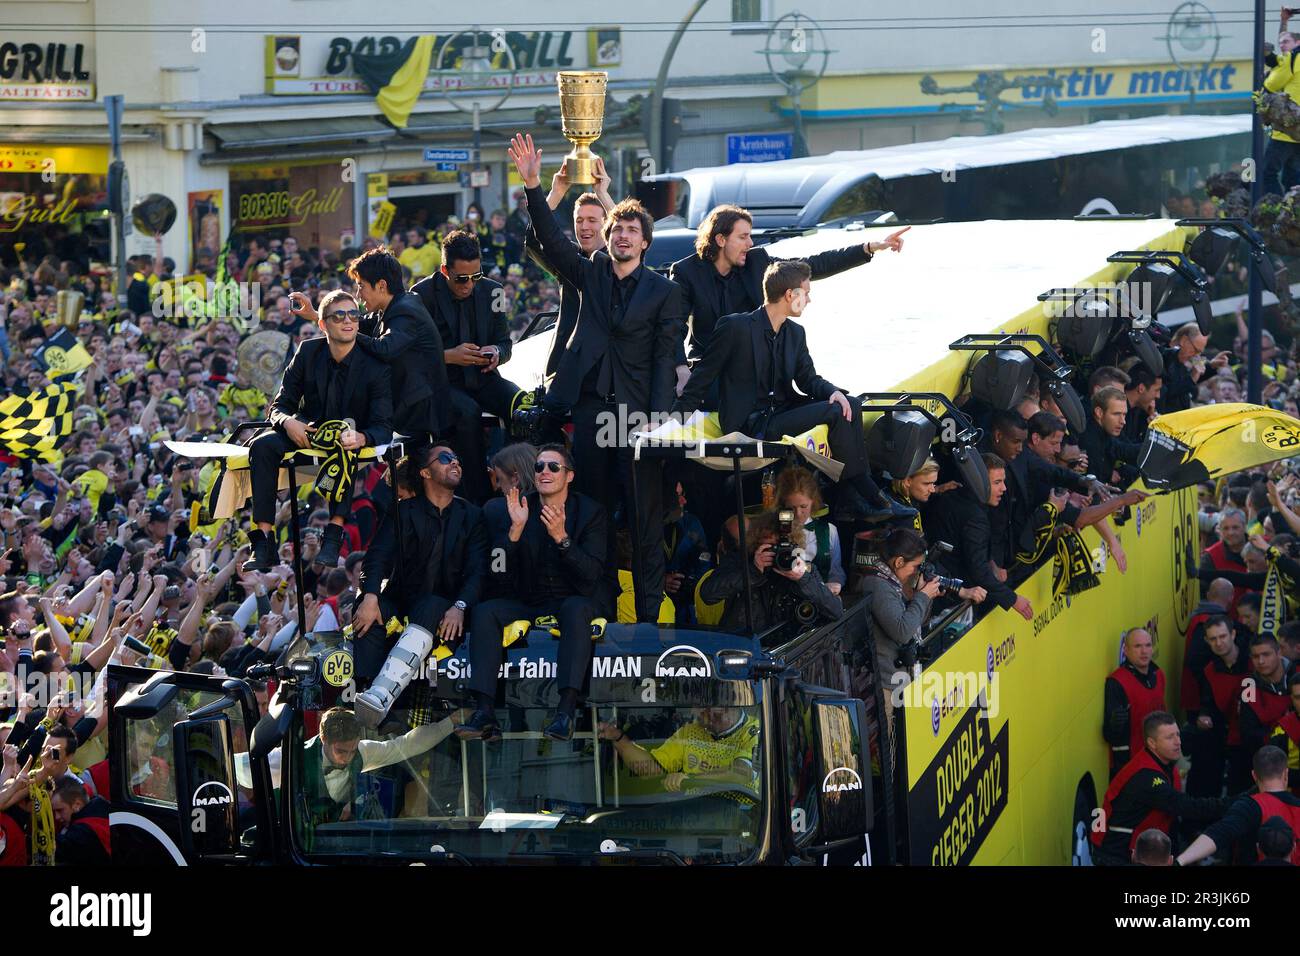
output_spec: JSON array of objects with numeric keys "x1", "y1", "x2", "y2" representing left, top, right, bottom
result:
[{"x1": 3, "y1": 153, "x2": 1300, "y2": 866}]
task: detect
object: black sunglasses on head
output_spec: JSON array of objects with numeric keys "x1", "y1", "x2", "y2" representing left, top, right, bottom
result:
[
  {"x1": 450, "y1": 271, "x2": 484, "y2": 284},
  {"x1": 535, "y1": 460, "x2": 566, "y2": 474}
]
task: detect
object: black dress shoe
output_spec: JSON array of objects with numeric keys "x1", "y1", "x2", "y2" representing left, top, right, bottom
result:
[
  {"x1": 542, "y1": 711, "x2": 574, "y2": 742},
  {"x1": 242, "y1": 534, "x2": 275, "y2": 573},
  {"x1": 454, "y1": 709, "x2": 501, "y2": 741},
  {"x1": 314, "y1": 524, "x2": 343, "y2": 570}
]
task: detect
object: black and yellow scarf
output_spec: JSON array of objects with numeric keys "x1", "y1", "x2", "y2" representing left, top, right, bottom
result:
[
  {"x1": 1016, "y1": 503, "x2": 1100, "y2": 598},
  {"x1": 310, "y1": 419, "x2": 357, "y2": 504},
  {"x1": 1261, "y1": 547, "x2": 1288, "y2": 637}
]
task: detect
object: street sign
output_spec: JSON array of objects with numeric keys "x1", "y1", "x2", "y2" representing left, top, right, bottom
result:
[
  {"x1": 726, "y1": 133, "x2": 793, "y2": 164},
  {"x1": 469, "y1": 169, "x2": 490, "y2": 188},
  {"x1": 435, "y1": 162, "x2": 459, "y2": 171},
  {"x1": 424, "y1": 148, "x2": 472, "y2": 162}
]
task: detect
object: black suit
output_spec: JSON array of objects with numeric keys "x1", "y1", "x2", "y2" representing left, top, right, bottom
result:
[
  {"x1": 927, "y1": 486, "x2": 1018, "y2": 610},
  {"x1": 525, "y1": 228, "x2": 587, "y2": 379},
  {"x1": 412, "y1": 271, "x2": 521, "y2": 502},
  {"x1": 354, "y1": 289, "x2": 452, "y2": 439},
  {"x1": 355, "y1": 494, "x2": 487, "y2": 683},
  {"x1": 669, "y1": 243, "x2": 871, "y2": 364},
  {"x1": 672, "y1": 307, "x2": 874, "y2": 487},
  {"x1": 994, "y1": 450, "x2": 1088, "y2": 565},
  {"x1": 525, "y1": 184, "x2": 681, "y2": 619},
  {"x1": 467, "y1": 490, "x2": 609, "y2": 700},
  {"x1": 1081, "y1": 420, "x2": 1141, "y2": 488},
  {"x1": 251, "y1": 338, "x2": 393, "y2": 526}
]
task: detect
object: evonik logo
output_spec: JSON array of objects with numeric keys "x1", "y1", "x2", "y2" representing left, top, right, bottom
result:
[{"x1": 655, "y1": 645, "x2": 712, "y2": 678}]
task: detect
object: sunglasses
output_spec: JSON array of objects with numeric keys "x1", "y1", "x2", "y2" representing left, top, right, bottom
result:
[
  {"x1": 324, "y1": 309, "x2": 361, "y2": 323},
  {"x1": 434, "y1": 451, "x2": 460, "y2": 465},
  {"x1": 535, "y1": 460, "x2": 567, "y2": 474},
  {"x1": 449, "y1": 272, "x2": 484, "y2": 284},
  {"x1": 1060, "y1": 458, "x2": 1083, "y2": 468}
]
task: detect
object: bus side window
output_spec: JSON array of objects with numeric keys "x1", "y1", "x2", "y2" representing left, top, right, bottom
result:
[
  {"x1": 124, "y1": 712, "x2": 178, "y2": 808},
  {"x1": 785, "y1": 694, "x2": 818, "y2": 847}
]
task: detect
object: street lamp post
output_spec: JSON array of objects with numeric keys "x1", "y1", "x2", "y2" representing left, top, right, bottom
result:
[
  {"x1": 761, "y1": 13, "x2": 830, "y2": 160},
  {"x1": 437, "y1": 28, "x2": 515, "y2": 213}
]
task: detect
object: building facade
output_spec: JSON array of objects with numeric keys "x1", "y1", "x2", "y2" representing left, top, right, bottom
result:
[{"x1": 0, "y1": 0, "x2": 1257, "y2": 271}]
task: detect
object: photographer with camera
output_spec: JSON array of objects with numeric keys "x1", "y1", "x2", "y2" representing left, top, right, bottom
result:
[
  {"x1": 865, "y1": 529, "x2": 987, "y2": 704},
  {"x1": 699, "y1": 509, "x2": 842, "y2": 636},
  {"x1": 776, "y1": 466, "x2": 845, "y2": 596}
]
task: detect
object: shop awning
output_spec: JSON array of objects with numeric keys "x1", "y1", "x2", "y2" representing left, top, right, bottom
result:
[
  {"x1": 201, "y1": 106, "x2": 590, "y2": 166},
  {"x1": 0, "y1": 124, "x2": 155, "y2": 145}
]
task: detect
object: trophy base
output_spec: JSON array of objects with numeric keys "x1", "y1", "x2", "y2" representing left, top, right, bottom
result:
[{"x1": 564, "y1": 144, "x2": 598, "y2": 186}]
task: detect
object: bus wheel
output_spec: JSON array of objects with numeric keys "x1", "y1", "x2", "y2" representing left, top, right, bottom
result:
[{"x1": 1070, "y1": 776, "x2": 1098, "y2": 867}]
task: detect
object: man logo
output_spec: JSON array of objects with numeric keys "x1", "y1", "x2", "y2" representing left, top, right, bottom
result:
[
  {"x1": 821, "y1": 767, "x2": 863, "y2": 793},
  {"x1": 655, "y1": 645, "x2": 712, "y2": 678},
  {"x1": 192, "y1": 781, "x2": 234, "y2": 808}
]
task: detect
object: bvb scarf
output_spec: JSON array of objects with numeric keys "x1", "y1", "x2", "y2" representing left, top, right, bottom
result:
[
  {"x1": 1260, "y1": 549, "x2": 1288, "y2": 637},
  {"x1": 28, "y1": 775, "x2": 55, "y2": 866},
  {"x1": 310, "y1": 419, "x2": 356, "y2": 504},
  {"x1": 1015, "y1": 503, "x2": 1100, "y2": 599}
]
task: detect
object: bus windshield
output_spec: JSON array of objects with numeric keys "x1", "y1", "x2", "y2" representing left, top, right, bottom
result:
[{"x1": 290, "y1": 675, "x2": 765, "y2": 864}]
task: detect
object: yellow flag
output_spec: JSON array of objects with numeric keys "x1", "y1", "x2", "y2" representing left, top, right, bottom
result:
[{"x1": 373, "y1": 36, "x2": 434, "y2": 129}]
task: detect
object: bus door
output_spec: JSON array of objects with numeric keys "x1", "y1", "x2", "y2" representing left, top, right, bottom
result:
[{"x1": 107, "y1": 665, "x2": 274, "y2": 865}]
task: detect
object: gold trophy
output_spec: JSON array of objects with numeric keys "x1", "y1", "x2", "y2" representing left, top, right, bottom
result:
[
  {"x1": 557, "y1": 70, "x2": 608, "y2": 185},
  {"x1": 55, "y1": 289, "x2": 84, "y2": 329}
]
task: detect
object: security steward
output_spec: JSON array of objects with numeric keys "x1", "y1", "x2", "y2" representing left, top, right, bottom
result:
[
  {"x1": 352, "y1": 445, "x2": 487, "y2": 730},
  {"x1": 1102, "y1": 628, "x2": 1166, "y2": 779},
  {"x1": 1186, "y1": 615, "x2": 1254, "y2": 798},
  {"x1": 412, "y1": 229, "x2": 521, "y2": 504},
  {"x1": 1269, "y1": 673, "x2": 1300, "y2": 794},
  {"x1": 1241, "y1": 633, "x2": 1294, "y2": 757},
  {"x1": 1176, "y1": 745, "x2": 1300, "y2": 865},
  {"x1": 245, "y1": 289, "x2": 394, "y2": 573},
  {"x1": 50, "y1": 778, "x2": 109, "y2": 866},
  {"x1": 457, "y1": 443, "x2": 610, "y2": 743},
  {"x1": 1090, "y1": 711, "x2": 1226, "y2": 866}
]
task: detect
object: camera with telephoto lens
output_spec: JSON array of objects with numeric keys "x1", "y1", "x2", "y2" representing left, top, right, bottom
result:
[
  {"x1": 919, "y1": 540, "x2": 964, "y2": 594},
  {"x1": 773, "y1": 509, "x2": 802, "y2": 573}
]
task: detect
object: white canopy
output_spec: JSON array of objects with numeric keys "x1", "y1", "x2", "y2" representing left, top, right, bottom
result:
[{"x1": 506, "y1": 217, "x2": 1193, "y2": 400}]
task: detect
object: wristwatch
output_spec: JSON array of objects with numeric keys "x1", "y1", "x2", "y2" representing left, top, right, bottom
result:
[
  {"x1": 453, "y1": 600, "x2": 467, "y2": 612},
  {"x1": 558, "y1": 536, "x2": 572, "y2": 552}
]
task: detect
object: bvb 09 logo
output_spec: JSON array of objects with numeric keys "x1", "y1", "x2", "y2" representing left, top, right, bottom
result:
[
  {"x1": 43, "y1": 346, "x2": 69, "y2": 372},
  {"x1": 1261, "y1": 423, "x2": 1300, "y2": 452}
]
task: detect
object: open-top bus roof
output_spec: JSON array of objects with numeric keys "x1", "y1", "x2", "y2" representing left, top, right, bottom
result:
[
  {"x1": 647, "y1": 114, "x2": 1249, "y2": 228},
  {"x1": 507, "y1": 217, "x2": 1193, "y2": 402}
]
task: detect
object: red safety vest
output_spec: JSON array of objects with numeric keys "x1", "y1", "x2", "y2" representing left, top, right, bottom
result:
[
  {"x1": 73, "y1": 814, "x2": 112, "y2": 860},
  {"x1": 1243, "y1": 680, "x2": 1292, "y2": 739},
  {"x1": 1203, "y1": 541, "x2": 1247, "y2": 613},
  {"x1": 1091, "y1": 748, "x2": 1181, "y2": 852},
  {"x1": 87, "y1": 760, "x2": 109, "y2": 801},
  {"x1": 1109, "y1": 665, "x2": 1167, "y2": 771},
  {"x1": 1251, "y1": 792, "x2": 1300, "y2": 865},
  {"x1": 1203, "y1": 657, "x2": 1251, "y2": 746},
  {"x1": 1181, "y1": 611, "x2": 1215, "y2": 711},
  {"x1": 0, "y1": 812, "x2": 26, "y2": 866}
]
